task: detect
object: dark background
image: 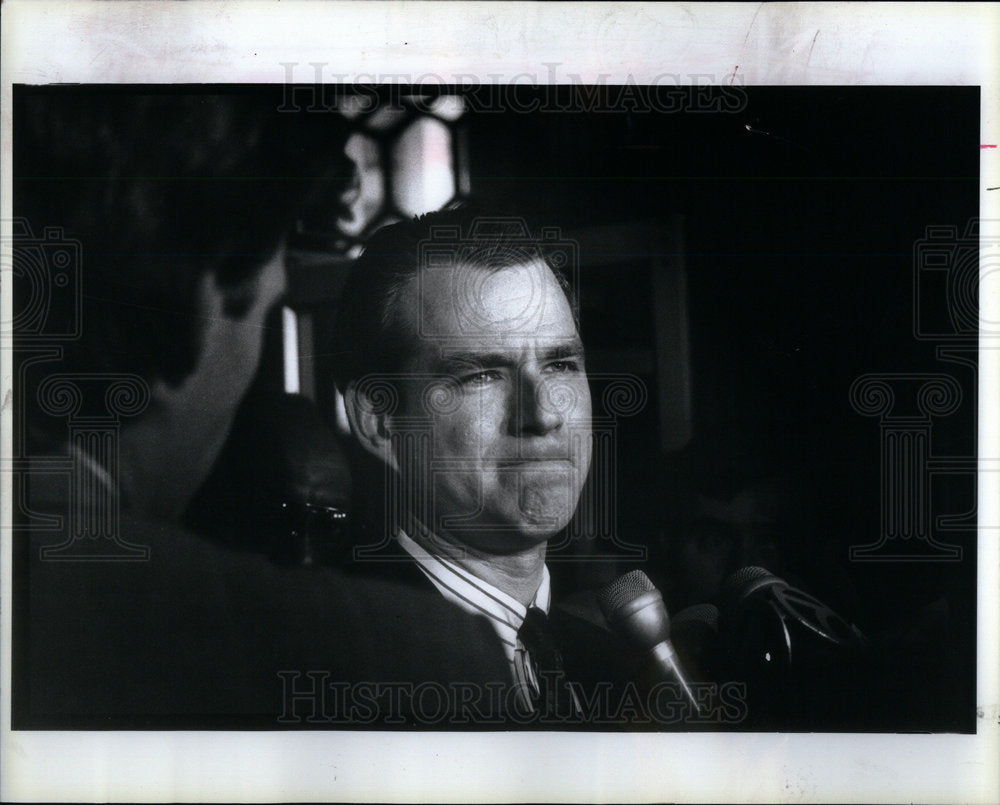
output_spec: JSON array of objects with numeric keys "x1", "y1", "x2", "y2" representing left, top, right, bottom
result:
[{"x1": 462, "y1": 85, "x2": 979, "y2": 731}]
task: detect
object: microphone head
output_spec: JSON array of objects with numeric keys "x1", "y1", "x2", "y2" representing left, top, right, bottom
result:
[
  {"x1": 721, "y1": 566, "x2": 784, "y2": 602},
  {"x1": 597, "y1": 569, "x2": 671, "y2": 649},
  {"x1": 671, "y1": 602, "x2": 721, "y2": 649},
  {"x1": 596, "y1": 568, "x2": 656, "y2": 613},
  {"x1": 672, "y1": 602, "x2": 720, "y2": 632},
  {"x1": 722, "y1": 566, "x2": 867, "y2": 651}
]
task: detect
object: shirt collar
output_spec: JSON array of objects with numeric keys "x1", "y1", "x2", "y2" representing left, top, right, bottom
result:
[{"x1": 395, "y1": 526, "x2": 551, "y2": 663}]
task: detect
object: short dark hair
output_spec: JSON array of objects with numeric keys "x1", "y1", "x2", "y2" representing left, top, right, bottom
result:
[
  {"x1": 332, "y1": 205, "x2": 578, "y2": 391},
  {"x1": 14, "y1": 88, "x2": 350, "y2": 386}
]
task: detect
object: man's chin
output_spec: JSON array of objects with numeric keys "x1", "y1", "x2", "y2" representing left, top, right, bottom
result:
[
  {"x1": 499, "y1": 510, "x2": 573, "y2": 549},
  {"x1": 442, "y1": 515, "x2": 567, "y2": 556}
]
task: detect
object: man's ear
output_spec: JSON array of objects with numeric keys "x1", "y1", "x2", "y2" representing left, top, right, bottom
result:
[{"x1": 342, "y1": 381, "x2": 399, "y2": 473}]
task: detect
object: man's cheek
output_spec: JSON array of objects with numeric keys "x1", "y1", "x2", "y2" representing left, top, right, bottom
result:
[
  {"x1": 570, "y1": 383, "x2": 593, "y2": 423},
  {"x1": 434, "y1": 472, "x2": 485, "y2": 516},
  {"x1": 437, "y1": 418, "x2": 488, "y2": 458}
]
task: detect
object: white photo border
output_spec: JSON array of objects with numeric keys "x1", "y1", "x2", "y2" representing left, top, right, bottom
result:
[{"x1": 2, "y1": 2, "x2": 998, "y2": 802}]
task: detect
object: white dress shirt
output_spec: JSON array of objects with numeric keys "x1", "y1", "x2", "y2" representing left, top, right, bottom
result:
[{"x1": 395, "y1": 527, "x2": 549, "y2": 711}]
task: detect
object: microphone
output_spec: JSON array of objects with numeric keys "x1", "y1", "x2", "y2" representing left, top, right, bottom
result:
[
  {"x1": 672, "y1": 602, "x2": 720, "y2": 642},
  {"x1": 671, "y1": 602, "x2": 722, "y2": 680},
  {"x1": 718, "y1": 566, "x2": 869, "y2": 727},
  {"x1": 597, "y1": 569, "x2": 702, "y2": 713},
  {"x1": 720, "y1": 566, "x2": 868, "y2": 659}
]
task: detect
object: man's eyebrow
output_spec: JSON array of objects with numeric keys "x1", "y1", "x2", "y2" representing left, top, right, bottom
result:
[
  {"x1": 432, "y1": 339, "x2": 586, "y2": 372},
  {"x1": 542, "y1": 339, "x2": 586, "y2": 360},
  {"x1": 431, "y1": 351, "x2": 509, "y2": 372}
]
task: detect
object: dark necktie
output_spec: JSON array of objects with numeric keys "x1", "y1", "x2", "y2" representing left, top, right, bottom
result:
[{"x1": 517, "y1": 606, "x2": 580, "y2": 721}]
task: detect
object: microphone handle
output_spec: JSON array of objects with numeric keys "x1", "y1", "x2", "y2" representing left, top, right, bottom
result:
[{"x1": 650, "y1": 640, "x2": 702, "y2": 712}]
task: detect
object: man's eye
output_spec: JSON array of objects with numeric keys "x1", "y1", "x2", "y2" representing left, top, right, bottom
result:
[
  {"x1": 462, "y1": 369, "x2": 502, "y2": 386},
  {"x1": 546, "y1": 360, "x2": 581, "y2": 374}
]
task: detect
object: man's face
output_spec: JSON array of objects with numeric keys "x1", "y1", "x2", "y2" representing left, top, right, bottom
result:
[{"x1": 389, "y1": 259, "x2": 592, "y2": 555}]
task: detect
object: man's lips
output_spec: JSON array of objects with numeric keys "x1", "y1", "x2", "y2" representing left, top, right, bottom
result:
[{"x1": 493, "y1": 456, "x2": 576, "y2": 467}]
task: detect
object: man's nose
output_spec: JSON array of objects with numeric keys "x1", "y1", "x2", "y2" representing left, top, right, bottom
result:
[{"x1": 515, "y1": 372, "x2": 565, "y2": 436}]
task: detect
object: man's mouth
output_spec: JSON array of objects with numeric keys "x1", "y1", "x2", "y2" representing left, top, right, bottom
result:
[{"x1": 495, "y1": 456, "x2": 575, "y2": 467}]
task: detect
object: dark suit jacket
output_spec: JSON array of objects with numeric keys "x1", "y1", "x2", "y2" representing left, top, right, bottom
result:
[
  {"x1": 344, "y1": 537, "x2": 719, "y2": 730},
  {"x1": 15, "y1": 473, "x2": 513, "y2": 729}
]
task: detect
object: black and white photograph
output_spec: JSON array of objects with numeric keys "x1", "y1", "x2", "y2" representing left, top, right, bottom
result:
[{"x1": 2, "y1": 3, "x2": 998, "y2": 803}]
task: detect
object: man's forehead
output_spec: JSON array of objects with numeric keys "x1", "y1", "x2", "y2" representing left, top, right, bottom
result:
[
  {"x1": 433, "y1": 333, "x2": 586, "y2": 363},
  {"x1": 403, "y1": 258, "x2": 575, "y2": 341}
]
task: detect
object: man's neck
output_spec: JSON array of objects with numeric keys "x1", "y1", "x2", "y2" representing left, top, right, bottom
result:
[{"x1": 406, "y1": 520, "x2": 547, "y2": 607}]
